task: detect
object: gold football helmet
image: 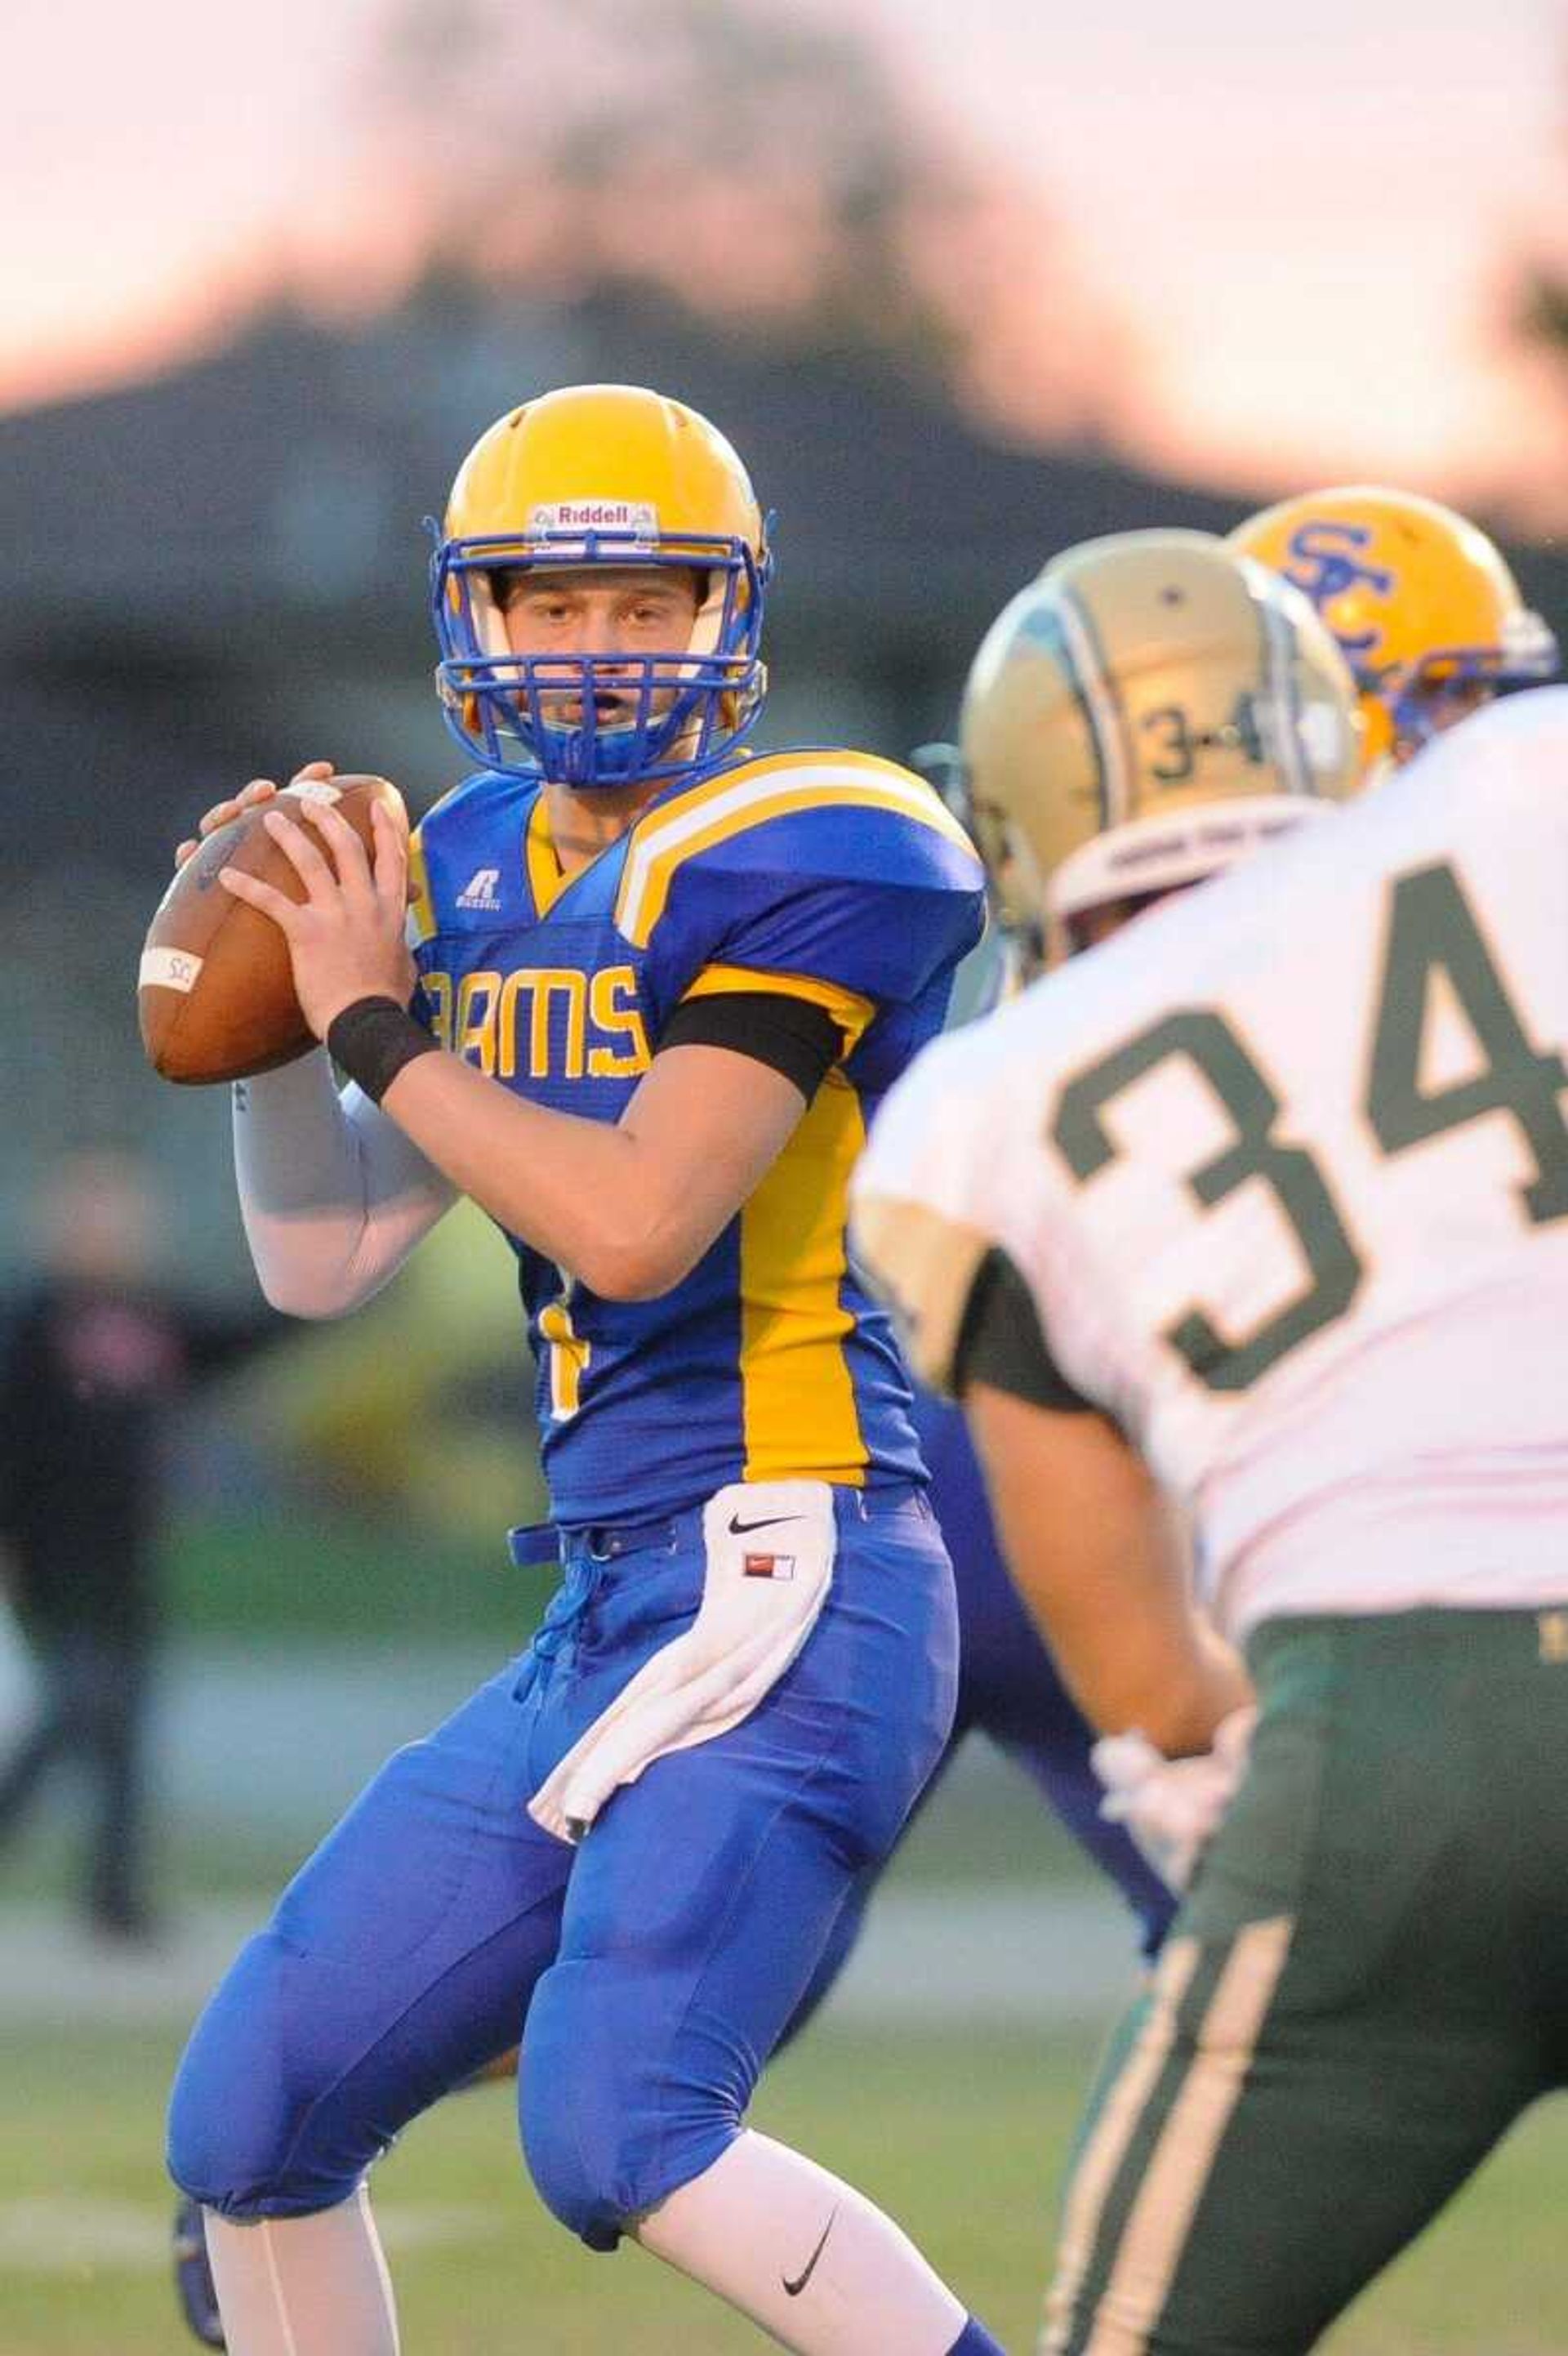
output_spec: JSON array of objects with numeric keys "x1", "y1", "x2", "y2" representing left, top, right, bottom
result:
[
  {"x1": 431, "y1": 383, "x2": 772, "y2": 788},
  {"x1": 958, "y1": 529, "x2": 1361, "y2": 962},
  {"x1": 1230, "y1": 485, "x2": 1557, "y2": 770}
]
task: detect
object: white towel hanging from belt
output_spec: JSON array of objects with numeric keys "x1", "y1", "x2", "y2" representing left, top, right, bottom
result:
[{"x1": 528, "y1": 1479, "x2": 837, "y2": 1843}]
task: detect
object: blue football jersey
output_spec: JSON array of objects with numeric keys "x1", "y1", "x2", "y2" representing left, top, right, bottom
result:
[{"x1": 407, "y1": 748, "x2": 986, "y2": 1524}]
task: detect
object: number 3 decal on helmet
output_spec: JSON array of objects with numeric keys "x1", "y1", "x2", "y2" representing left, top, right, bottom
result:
[{"x1": 955, "y1": 529, "x2": 1363, "y2": 967}]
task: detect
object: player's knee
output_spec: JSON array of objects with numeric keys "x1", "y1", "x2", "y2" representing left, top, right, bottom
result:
[
  {"x1": 519, "y1": 2081, "x2": 618, "y2": 2246},
  {"x1": 519, "y1": 1965, "x2": 639, "y2": 2246},
  {"x1": 520, "y1": 1961, "x2": 737, "y2": 2248},
  {"x1": 167, "y1": 1934, "x2": 359, "y2": 2219},
  {"x1": 168, "y1": 2042, "x2": 280, "y2": 2213}
]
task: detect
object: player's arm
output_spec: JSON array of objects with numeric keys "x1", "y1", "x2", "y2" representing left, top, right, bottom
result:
[
  {"x1": 230, "y1": 1053, "x2": 459, "y2": 1319},
  {"x1": 955, "y1": 1248, "x2": 1250, "y2": 1757},
  {"x1": 963, "y1": 1390, "x2": 1245, "y2": 1757},
  {"x1": 233, "y1": 1014, "x2": 810, "y2": 1312},
  {"x1": 167, "y1": 770, "x2": 459, "y2": 1319},
  {"x1": 216, "y1": 793, "x2": 836, "y2": 1301},
  {"x1": 375, "y1": 1037, "x2": 811, "y2": 1300}
]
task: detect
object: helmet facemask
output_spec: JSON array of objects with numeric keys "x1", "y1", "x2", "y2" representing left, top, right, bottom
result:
[
  {"x1": 431, "y1": 522, "x2": 771, "y2": 788},
  {"x1": 1380, "y1": 605, "x2": 1561, "y2": 761}
]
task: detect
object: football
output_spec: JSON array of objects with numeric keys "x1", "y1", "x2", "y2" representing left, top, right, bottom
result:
[{"x1": 138, "y1": 774, "x2": 408, "y2": 1086}]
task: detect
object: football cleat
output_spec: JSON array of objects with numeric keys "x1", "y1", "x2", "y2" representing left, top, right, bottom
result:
[
  {"x1": 956, "y1": 529, "x2": 1361, "y2": 962},
  {"x1": 431, "y1": 383, "x2": 772, "y2": 791},
  {"x1": 172, "y1": 2194, "x2": 226, "y2": 2349},
  {"x1": 1230, "y1": 485, "x2": 1558, "y2": 770}
]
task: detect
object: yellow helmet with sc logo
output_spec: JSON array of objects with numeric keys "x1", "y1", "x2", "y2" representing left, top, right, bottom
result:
[{"x1": 1230, "y1": 485, "x2": 1557, "y2": 770}]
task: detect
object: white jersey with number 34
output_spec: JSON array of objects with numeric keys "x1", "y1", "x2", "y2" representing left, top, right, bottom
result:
[{"x1": 854, "y1": 688, "x2": 1568, "y2": 1640}]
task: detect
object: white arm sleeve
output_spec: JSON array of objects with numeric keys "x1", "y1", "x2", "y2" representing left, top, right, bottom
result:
[{"x1": 231, "y1": 1049, "x2": 460, "y2": 1317}]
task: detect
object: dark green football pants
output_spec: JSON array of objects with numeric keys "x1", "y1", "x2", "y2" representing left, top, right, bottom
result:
[{"x1": 1044, "y1": 1606, "x2": 1568, "y2": 2356}]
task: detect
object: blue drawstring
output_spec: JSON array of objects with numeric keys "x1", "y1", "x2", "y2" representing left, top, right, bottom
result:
[{"x1": 514, "y1": 1554, "x2": 606, "y2": 1700}]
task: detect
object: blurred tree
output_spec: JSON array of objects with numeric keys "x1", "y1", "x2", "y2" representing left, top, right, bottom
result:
[
  {"x1": 1509, "y1": 29, "x2": 1568, "y2": 416},
  {"x1": 1518, "y1": 266, "x2": 1568, "y2": 364},
  {"x1": 347, "y1": 0, "x2": 1123, "y2": 442},
  {"x1": 1503, "y1": 88, "x2": 1568, "y2": 525}
]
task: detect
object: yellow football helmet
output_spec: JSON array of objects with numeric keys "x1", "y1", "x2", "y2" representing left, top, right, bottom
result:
[
  {"x1": 431, "y1": 383, "x2": 772, "y2": 788},
  {"x1": 958, "y1": 530, "x2": 1361, "y2": 962},
  {"x1": 1230, "y1": 486, "x2": 1557, "y2": 770}
]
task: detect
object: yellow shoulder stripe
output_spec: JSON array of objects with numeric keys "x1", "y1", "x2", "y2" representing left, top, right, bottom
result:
[
  {"x1": 406, "y1": 830, "x2": 438, "y2": 947},
  {"x1": 616, "y1": 752, "x2": 977, "y2": 949},
  {"x1": 681, "y1": 963, "x2": 877, "y2": 1056},
  {"x1": 525, "y1": 792, "x2": 568, "y2": 917}
]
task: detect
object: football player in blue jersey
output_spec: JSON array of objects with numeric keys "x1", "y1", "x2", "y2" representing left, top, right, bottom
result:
[{"x1": 163, "y1": 383, "x2": 1006, "y2": 2356}]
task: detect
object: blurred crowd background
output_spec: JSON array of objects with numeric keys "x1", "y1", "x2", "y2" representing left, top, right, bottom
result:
[{"x1": 2, "y1": 0, "x2": 1568, "y2": 1935}]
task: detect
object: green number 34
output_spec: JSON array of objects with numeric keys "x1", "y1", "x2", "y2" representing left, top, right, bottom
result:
[{"x1": 1051, "y1": 860, "x2": 1568, "y2": 1392}]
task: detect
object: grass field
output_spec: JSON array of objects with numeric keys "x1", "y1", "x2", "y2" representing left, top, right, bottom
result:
[
  {"x1": 3, "y1": 1661, "x2": 1565, "y2": 2355},
  {"x1": 3, "y1": 2011, "x2": 1567, "y2": 2354}
]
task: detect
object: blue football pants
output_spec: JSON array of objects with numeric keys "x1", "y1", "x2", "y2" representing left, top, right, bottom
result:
[
  {"x1": 167, "y1": 1486, "x2": 956, "y2": 2250},
  {"x1": 786, "y1": 1398, "x2": 1174, "y2": 2049}
]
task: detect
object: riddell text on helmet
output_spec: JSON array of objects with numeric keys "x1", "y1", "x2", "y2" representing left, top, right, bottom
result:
[{"x1": 528, "y1": 501, "x2": 659, "y2": 536}]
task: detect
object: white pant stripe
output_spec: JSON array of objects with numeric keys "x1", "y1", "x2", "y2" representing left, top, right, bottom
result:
[
  {"x1": 1038, "y1": 1935, "x2": 1201, "y2": 2356},
  {"x1": 1083, "y1": 1914, "x2": 1295, "y2": 2356}
]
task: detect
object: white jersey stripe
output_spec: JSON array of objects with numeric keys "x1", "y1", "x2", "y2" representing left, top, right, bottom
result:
[
  {"x1": 1054, "y1": 587, "x2": 1134, "y2": 828},
  {"x1": 617, "y1": 758, "x2": 967, "y2": 944},
  {"x1": 1083, "y1": 1916, "x2": 1294, "y2": 2355},
  {"x1": 1039, "y1": 1934, "x2": 1201, "y2": 2355}
]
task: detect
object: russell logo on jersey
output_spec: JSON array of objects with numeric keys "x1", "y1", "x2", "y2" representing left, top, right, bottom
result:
[{"x1": 456, "y1": 868, "x2": 504, "y2": 912}]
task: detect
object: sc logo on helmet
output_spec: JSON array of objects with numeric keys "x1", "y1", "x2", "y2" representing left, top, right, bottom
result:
[{"x1": 1282, "y1": 522, "x2": 1396, "y2": 659}]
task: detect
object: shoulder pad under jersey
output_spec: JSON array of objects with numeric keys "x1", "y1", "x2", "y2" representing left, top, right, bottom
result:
[
  {"x1": 850, "y1": 1025, "x2": 1004, "y2": 1395},
  {"x1": 616, "y1": 748, "x2": 986, "y2": 1005},
  {"x1": 406, "y1": 772, "x2": 537, "y2": 948}
]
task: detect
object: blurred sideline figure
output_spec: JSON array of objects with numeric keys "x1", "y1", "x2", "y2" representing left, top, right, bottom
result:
[
  {"x1": 0, "y1": 1149, "x2": 277, "y2": 1942},
  {"x1": 164, "y1": 384, "x2": 1009, "y2": 2356},
  {"x1": 853, "y1": 526, "x2": 1568, "y2": 2354}
]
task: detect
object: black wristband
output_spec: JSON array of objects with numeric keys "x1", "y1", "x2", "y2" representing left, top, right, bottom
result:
[{"x1": 326, "y1": 996, "x2": 439, "y2": 1104}]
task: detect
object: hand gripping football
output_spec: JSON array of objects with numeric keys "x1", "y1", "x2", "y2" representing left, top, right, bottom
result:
[{"x1": 139, "y1": 774, "x2": 408, "y2": 1085}]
